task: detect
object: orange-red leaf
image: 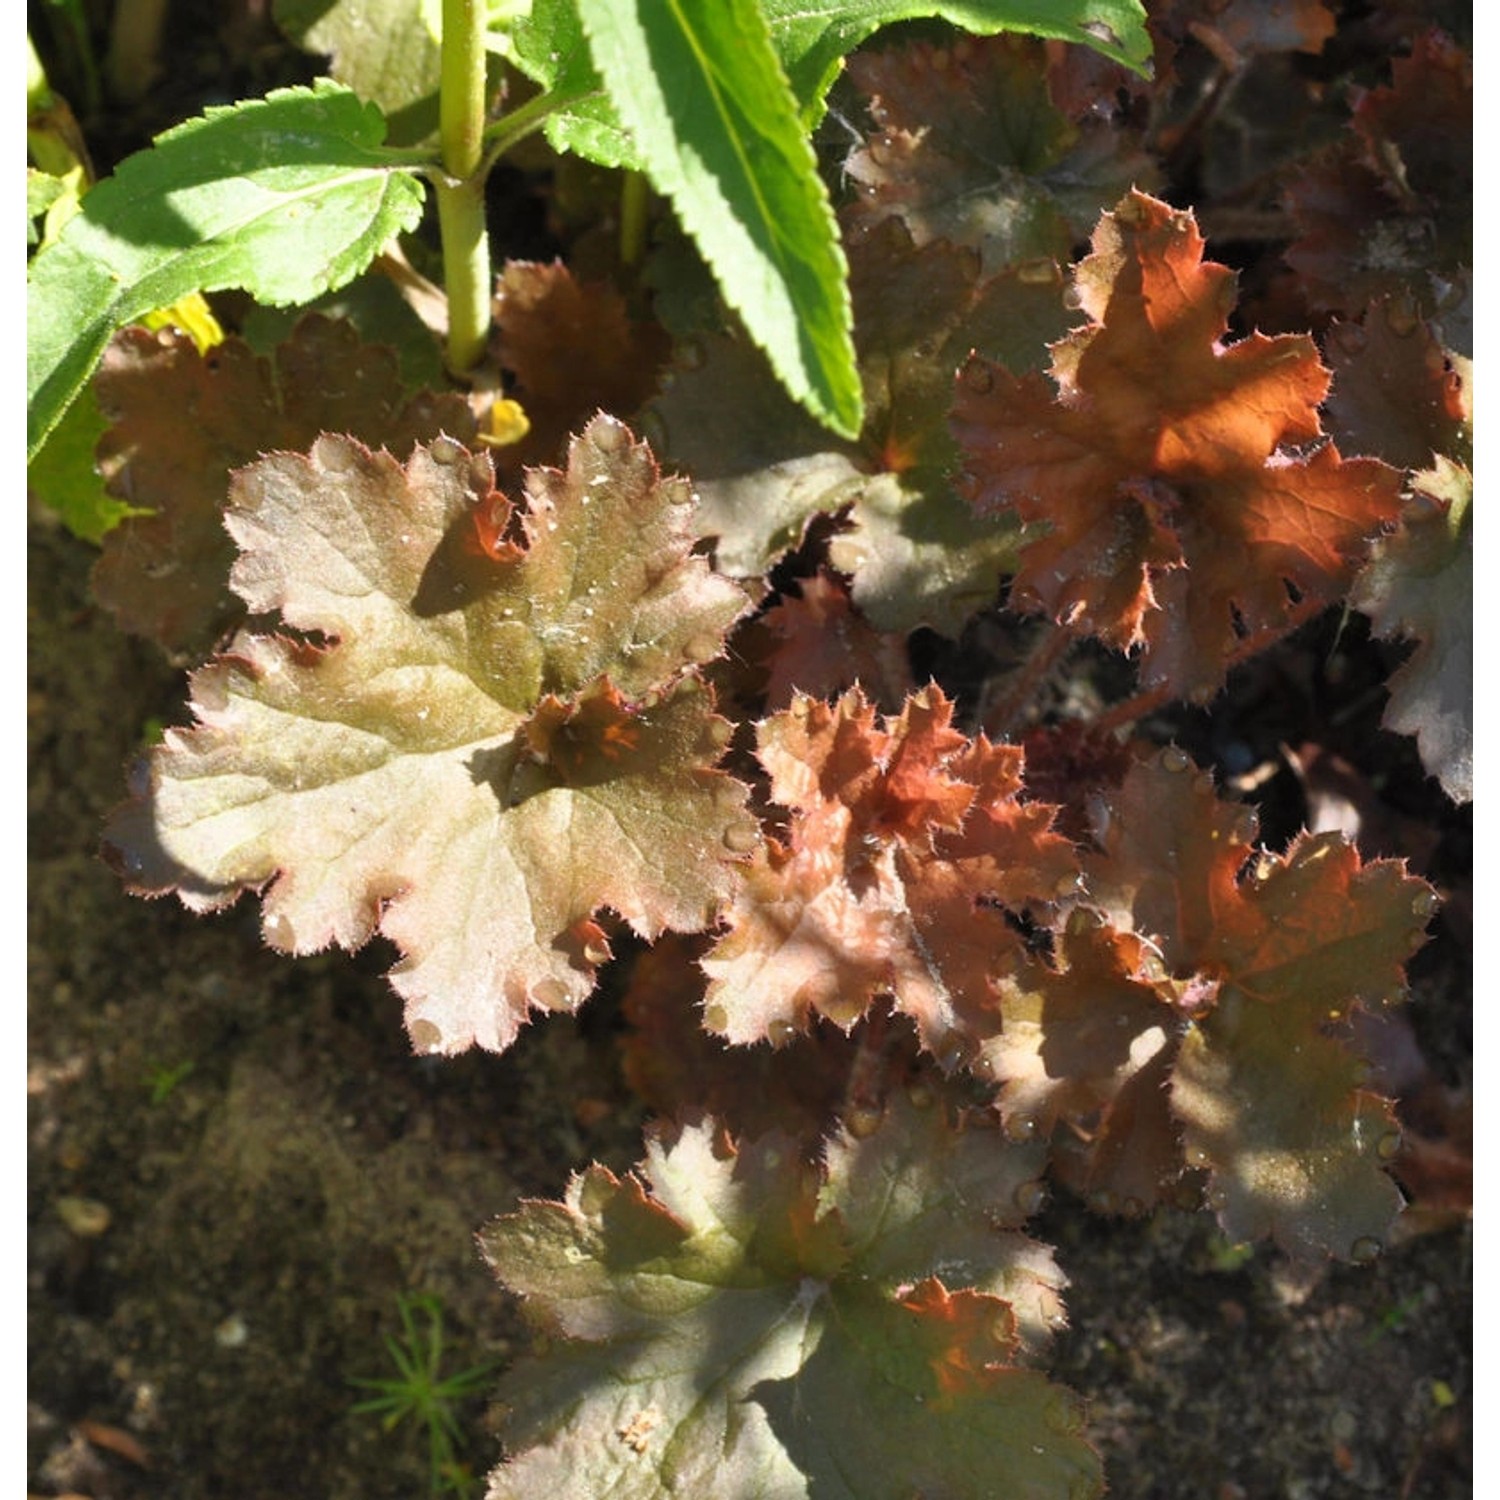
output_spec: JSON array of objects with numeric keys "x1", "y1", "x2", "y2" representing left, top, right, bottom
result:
[
  {"x1": 702, "y1": 687, "x2": 1074, "y2": 1060},
  {"x1": 953, "y1": 191, "x2": 1402, "y2": 698},
  {"x1": 1077, "y1": 748, "x2": 1435, "y2": 1257}
]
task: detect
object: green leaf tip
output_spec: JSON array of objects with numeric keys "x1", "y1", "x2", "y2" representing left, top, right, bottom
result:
[
  {"x1": 578, "y1": 0, "x2": 863, "y2": 440},
  {"x1": 27, "y1": 79, "x2": 426, "y2": 461}
]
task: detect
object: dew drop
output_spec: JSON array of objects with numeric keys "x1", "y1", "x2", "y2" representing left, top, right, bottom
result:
[
  {"x1": 1054, "y1": 869, "x2": 1084, "y2": 899},
  {"x1": 408, "y1": 1018, "x2": 444, "y2": 1053},
  {"x1": 1205, "y1": 1186, "x2": 1228, "y2": 1212},
  {"x1": 767, "y1": 1018, "x2": 798, "y2": 1047},
  {"x1": 1377, "y1": 1130, "x2": 1402, "y2": 1161},
  {"x1": 1232, "y1": 808, "x2": 1260, "y2": 845},
  {"x1": 1013, "y1": 1179, "x2": 1046, "y2": 1214},
  {"x1": 1193, "y1": 770, "x2": 1216, "y2": 795},
  {"x1": 1061, "y1": 283, "x2": 1084, "y2": 310},
  {"x1": 723, "y1": 822, "x2": 761, "y2": 855},
  {"x1": 531, "y1": 977, "x2": 571, "y2": 1010},
  {"x1": 845, "y1": 1104, "x2": 884, "y2": 1139},
  {"x1": 428, "y1": 435, "x2": 464, "y2": 465},
  {"x1": 703, "y1": 1002, "x2": 728, "y2": 1033},
  {"x1": 962, "y1": 360, "x2": 994, "y2": 394},
  {"x1": 1161, "y1": 745, "x2": 1191, "y2": 772},
  {"x1": 263, "y1": 912, "x2": 296, "y2": 950},
  {"x1": 1411, "y1": 888, "x2": 1440, "y2": 921},
  {"x1": 1349, "y1": 1236, "x2": 1383, "y2": 1264},
  {"x1": 583, "y1": 939, "x2": 611, "y2": 966},
  {"x1": 590, "y1": 417, "x2": 627, "y2": 454},
  {"x1": 316, "y1": 440, "x2": 357, "y2": 474},
  {"x1": 1004, "y1": 1113, "x2": 1037, "y2": 1142},
  {"x1": 935, "y1": 1031, "x2": 978, "y2": 1072}
]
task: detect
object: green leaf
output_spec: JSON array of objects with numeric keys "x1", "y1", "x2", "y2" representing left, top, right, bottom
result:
[
  {"x1": 762, "y1": 0, "x2": 1153, "y2": 126},
  {"x1": 482, "y1": 1101, "x2": 1098, "y2": 1497},
  {"x1": 578, "y1": 0, "x2": 861, "y2": 438},
  {"x1": 27, "y1": 80, "x2": 426, "y2": 461},
  {"x1": 26, "y1": 380, "x2": 144, "y2": 544},
  {"x1": 273, "y1": 0, "x2": 445, "y2": 145},
  {"x1": 513, "y1": 0, "x2": 1152, "y2": 163}
]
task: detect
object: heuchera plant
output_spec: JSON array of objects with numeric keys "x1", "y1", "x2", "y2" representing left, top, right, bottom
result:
[{"x1": 29, "y1": 1, "x2": 1469, "y2": 1494}]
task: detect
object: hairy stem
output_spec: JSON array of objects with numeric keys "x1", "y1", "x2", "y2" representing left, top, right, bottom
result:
[
  {"x1": 437, "y1": 0, "x2": 491, "y2": 375},
  {"x1": 1091, "y1": 594, "x2": 1329, "y2": 737}
]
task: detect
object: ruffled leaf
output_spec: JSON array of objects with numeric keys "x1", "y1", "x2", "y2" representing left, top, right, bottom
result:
[
  {"x1": 482, "y1": 1100, "x2": 1097, "y2": 1498},
  {"x1": 953, "y1": 190, "x2": 1403, "y2": 698},
  {"x1": 104, "y1": 419, "x2": 756, "y2": 1054},
  {"x1": 90, "y1": 316, "x2": 477, "y2": 654}
]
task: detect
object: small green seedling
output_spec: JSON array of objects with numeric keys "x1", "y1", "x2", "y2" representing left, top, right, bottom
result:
[
  {"x1": 143, "y1": 1058, "x2": 194, "y2": 1104},
  {"x1": 351, "y1": 1292, "x2": 499, "y2": 1497}
]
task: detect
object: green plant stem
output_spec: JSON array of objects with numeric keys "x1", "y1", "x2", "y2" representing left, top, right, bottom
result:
[
  {"x1": 437, "y1": 0, "x2": 491, "y2": 375},
  {"x1": 620, "y1": 170, "x2": 648, "y2": 267}
]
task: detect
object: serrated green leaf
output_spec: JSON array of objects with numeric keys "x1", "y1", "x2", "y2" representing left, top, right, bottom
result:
[
  {"x1": 578, "y1": 0, "x2": 861, "y2": 439},
  {"x1": 514, "y1": 0, "x2": 1151, "y2": 163},
  {"x1": 762, "y1": 0, "x2": 1152, "y2": 127},
  {"x1": 27, "y1": 80, "x2": 426, "y2": 461},
  {"x1": 274, "y1": 0, "x2": 444, "y2": 144},
  {"x1": 482, "y1": 1102, "x2": 1097, "y2": 1498}
]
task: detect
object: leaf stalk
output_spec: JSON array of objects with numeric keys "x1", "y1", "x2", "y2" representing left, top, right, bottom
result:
[{"x1": 437, "y1": 0, "x2": 492, "y2": 374}]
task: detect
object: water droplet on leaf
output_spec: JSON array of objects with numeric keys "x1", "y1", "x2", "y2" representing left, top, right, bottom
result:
[
  {"x1": 590, "y1": 418, "x2": 627, "y2": 454},
  {"x1": 531, "y1": 978, "x2": 571, "y2": 1010},
  {"x1": 1349, "y1": 1237, "x2": 1383, "y2": 1263},
  {"x1": 263, "y1": 912, "x2": 295, "y2": 950},
  {"x1": 317, "y1": 440, "x2": 359, "y2": 474},
  {"x1": 1377, "y1": 1130, "x2": 1402, "y2": 1161},
  {"x1": 1411, "y1": 888, "x2": 1440, "y2": 921},
  {"x1": 962, "y1": 360, "x2": 994, "y2": 394},
  {"x1": 703, "y1": 1002, "x2": 728, "y2": 1033},
  {"x1": 845, "y1": 1104, "x2": 883, "y2": 1139},
  {"x1": 723, "y1": 822, "x2": 761, "y2": 854},
  {"x1": 1161, "y1": 745, "x2": 1191, "y2": 772},
  {"x1": 409, "y1": 1018, "x2": 443, "y2": 1053},
  {"x1": 1013, "y1": 1180, "x2": 1046, "y2": 1214},
  {"x1": 767, "y1": 1018, "x2": 797, "y2": 1047}
]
